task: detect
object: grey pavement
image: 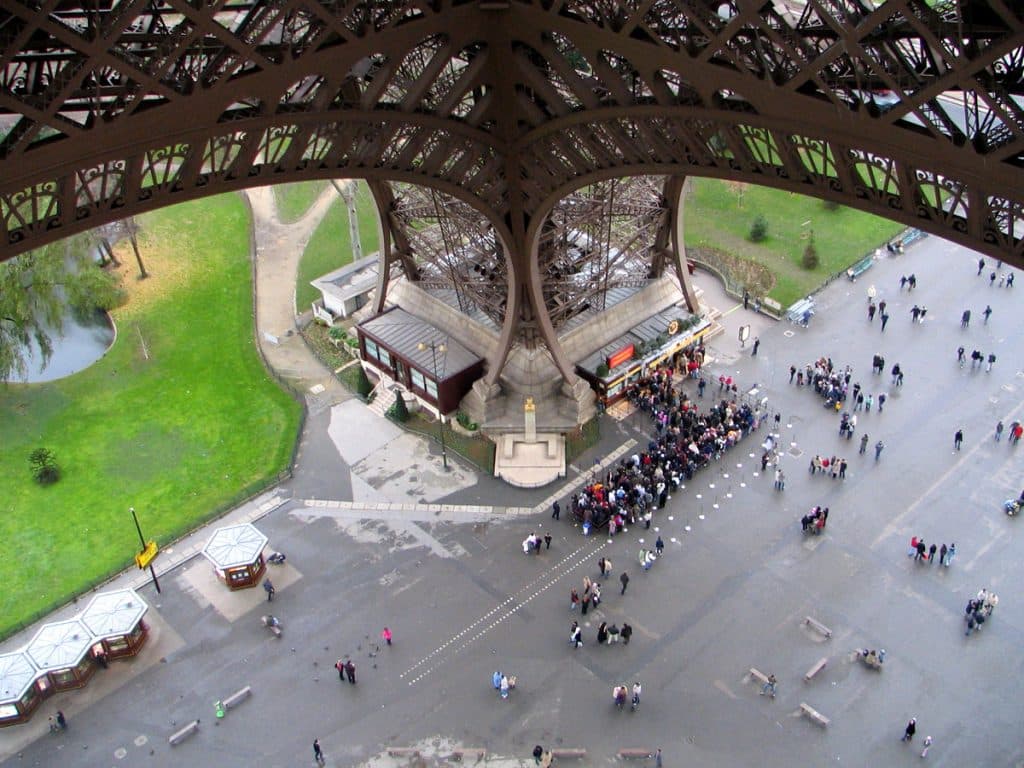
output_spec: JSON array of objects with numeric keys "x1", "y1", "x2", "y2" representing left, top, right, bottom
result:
[{"x1": 4, "y1": 219, "x2": 1024, "y2": 768}]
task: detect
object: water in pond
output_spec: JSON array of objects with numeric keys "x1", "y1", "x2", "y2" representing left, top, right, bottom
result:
[{"x1": 6, "y1": 309, "x2": 116, "y2": 383}]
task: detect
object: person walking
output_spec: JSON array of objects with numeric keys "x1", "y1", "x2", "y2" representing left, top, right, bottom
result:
[
  {"x1": 945, "y1": 543, "x2": 956, "y2": 566},
  {"x1": 570, "y1": 621, "x2": 582, "y2": 648},
  {"x1": 752, "y1": 337, "x2": 760, "y2": 356},
  {"x1": 335, "y1": 659, "x2": 346, "y2": 681},
  {"x1": 995, "y1": 420, "x2": 1004, "y2": 441},
  {"x1": 759, "y1": 673, "x2": 777, "y2": 697},
  {"x1": 544, "y1": 533, "x2": 552, "y2": 550},
  {"x1": 875, "y1": 440, "x2": 884, "y2": 461},
  {"x1": 314, "y1": 739, "x2": 326, "y2": 765},
  {"x1": 868, "y1": 302, "x2": 877, "y2": 321},
  {"x1": 928, "y1": 543, "x2": 937, "y2": 564},
  {"x1": 55, "y1": 710, "x2": 67, "y2": 730},
  {"x1": 620, "y1": 571, "x2": 630, "y2": 595},
  {"x1": 382, "y1": 627, "x2": 393, "y2": 646},
  {"x1": 880, "y1": 312, "x2": 890, "y2": 331},
  {"x1": 961, "y1": 309, "x2": 971, "y2": 328},
  {"x1": 990, "y1": 270, "x2": 997, "y2": 286},
  {"x1": 939, "y1": 543, "x2": 948, "y2": 566},
  {"x1": 621, "y1": 623, "x2": 633, "y2": 644},
  {"x1": 978, "y1": 257, "x2": 985, "y2": 275},
  {"x1": 920, "y1": 736, "x2": 933, "y2": 758},
  {"x1": 655, "y1": 536, "x2": 664, "y2": 556},
  {"x1": 954, "y1": 428, "x2": 964, "y2": 451},
  {"x1": 774, "y1": 467, "x2": 785, "y2": 490},
  {"x1": 860, "y1": 433, "x2": 869, "y2": 454},
  {"x1": 987, "y1": 353, "x2": 996, "y2": 372},
  {"x1": 983, "y1": 305, "x2": 992, "y2": 324},
  {"x1": 902, "y1": 718, "x2": 917, "y2": 742},
  {"x1": 345, "y1": 660, "x2": 356, "y2": 684},
  {"x1": 569, "y1": 588, "x2": 579, "y2": 611},
  {"x1": 551, "y1": 500, "x2": 560, "y2": 520},
  {"x1": 263, "y1": 578, "x2": 275, "y2": 602},
  {"x1": 789, "y1": 364, "x2": 797, "y2": 383},
  {"x1": 878, "y1": 393, "x2": 886, "y2": 412}
]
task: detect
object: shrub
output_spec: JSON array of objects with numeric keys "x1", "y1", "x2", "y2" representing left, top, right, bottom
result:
[
  {"x1": 355, "y1": 365, "x2": 373, "y2": 398},
  {"x1": 595, "y1": 363, "x2": 610, "y2": 378},
  {"x1": 329, "y1": 327, "x2": 347, "y2": 341},
  {"x1": 801, "y1": 237, "x2": 820, "y2": 270},
  {"x1": 29, "y1": 448, "x2": 60, "y2": 486},
  {"x1": 748, "y1": 214, "x2": 768, "y2": 242},
  {"x1": 456, "y1": 411, "x2": 478, "y2": 431},
  {"x1": 389, "y1": 392, "x2": 410, "y2": 422}
]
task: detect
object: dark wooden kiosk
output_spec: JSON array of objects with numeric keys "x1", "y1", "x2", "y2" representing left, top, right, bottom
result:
[
  {"x1": 0, "y1": 652, "x2": 44, "y2": 727},
  {"x1": 201, "y1": 523, "x2": 269, "y2": 590},
  {"x1": 24, "y1": 619, "x2": 96, "y2": 692},
  {"x1": 80, "y1": 589, "x2": 150, "y2": 661},
  {"x1": 357, "y1": 307, "x2": 484, "y2": 416}
]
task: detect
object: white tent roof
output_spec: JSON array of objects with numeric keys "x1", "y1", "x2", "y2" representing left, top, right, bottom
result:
[
  {"x1": 0, "y1": 652, "x2": 39, "y2": 704},
  {"x1": 201, "y1": 523, "x2": 268, "y2": 569},
  {"x1": 80, "y1": 588, "x2": 149, "y2": 638},
  {"x1": 25, "y1": 619, "x2": 92, "y2": 671}
]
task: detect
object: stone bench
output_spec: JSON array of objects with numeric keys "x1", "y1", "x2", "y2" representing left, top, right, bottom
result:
[
  {"x1": 804, "y1": 657, "x2": 828, "y2": 682},
  {"x1": 550, "y1": 748, "x2": 587, "y2": 759},
  {"x1": 803, "y1": 616, "x2": 833, "y2": 638},
  {"x1": 447, "y1": 748, "x2": 487, "y2": 761},
  {"x1": 168, "y1": 719, "x2": 200, "y2": 746},
  {"x1": 748, "y1": 667, "x2": 771, "y2": 686},
  {"x1": 799, "y1": 702, "x2": 831, "y2": 728},
  {"x1": 223, "y1": 686, "x2": 252, "y2": 710},
  {"x1": 617, "y1": 749, "x2": 653, "y2": 759},
  {"x1": 387, "y1": 748, "x2": 421, "y2": 757}
]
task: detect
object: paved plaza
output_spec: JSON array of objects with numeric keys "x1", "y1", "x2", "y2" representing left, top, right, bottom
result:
[{"x1": 3, "y1": 234, "x2": 1023, "y2": 768}]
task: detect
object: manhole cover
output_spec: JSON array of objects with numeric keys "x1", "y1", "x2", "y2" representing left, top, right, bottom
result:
[{"x1": 788, "y1": 446, "x2": 804, "y2": 458}]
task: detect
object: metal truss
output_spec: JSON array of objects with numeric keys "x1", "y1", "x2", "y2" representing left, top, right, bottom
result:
[{"x1": 1, "y1": 0, "x2": 1023, "y2": 385}]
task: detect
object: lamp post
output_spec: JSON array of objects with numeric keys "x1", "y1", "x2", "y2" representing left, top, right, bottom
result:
[
  {"x1": 130, "y1": 506, "x2": 161, "y2": 594},
  {"x1": 417, "y1": 340, "x2": 448, "y2": 470}
]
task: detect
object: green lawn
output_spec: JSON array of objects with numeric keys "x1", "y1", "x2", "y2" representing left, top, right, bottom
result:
[
  {"x1": 0, "y1": 194, "x2": 302, "y2": 639},
  {"x1": 272, "y1": 180, "x2": 329, "y2": 224},
  {"x1": 684, "y1": 179, "x2": 905, "y2": 307},
  {"x1": 295, "y1": 181, "x2": 381, "y2": 311}
]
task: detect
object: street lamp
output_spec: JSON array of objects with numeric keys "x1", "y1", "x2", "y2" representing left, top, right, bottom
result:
[{"x1": 417, "y1": 340, "x2": 448, "y2": 470}]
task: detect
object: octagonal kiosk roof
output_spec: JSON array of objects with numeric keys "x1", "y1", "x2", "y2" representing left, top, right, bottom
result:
[
  {"x1": 79, "y1": 589, "x2": 149, "y2": 640},
  {"x1": 25, "y1": 619, "x2": 93, "y2": 671},
  {"x1": 201, "y1": 523, "x2": 268, "y2": 569},
  {"x1": 0, "y1": 651, "x2": 39, "y2": 705}
]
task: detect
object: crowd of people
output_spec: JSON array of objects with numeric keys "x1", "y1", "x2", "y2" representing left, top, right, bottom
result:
[{"x1": 570, "y1": 365, "x2": 761, "y2": 534}]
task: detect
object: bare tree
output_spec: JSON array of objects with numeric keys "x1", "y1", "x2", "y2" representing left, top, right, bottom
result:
[{"x1": 123, "y1": 217, "x2": 148, "y2": 278}]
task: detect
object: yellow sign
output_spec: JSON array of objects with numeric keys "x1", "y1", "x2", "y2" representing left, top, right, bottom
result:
[
  {"x1": 135, "y1": 540, "x2": 158, "y2": 569},
  {"x1": 524, "y1": 397, "x2": 535, "y2": 412}
]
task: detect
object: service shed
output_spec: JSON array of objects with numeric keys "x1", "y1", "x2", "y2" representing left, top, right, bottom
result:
[
  {"x1": 0, "y1": 652, "x2": 43, "y2": 726},
  {"x1": 576, "y1": 308, "x2": 712, "y2": 404},
  {"x1": 201, "y1": 523, "x2": 268, "y2": 590},
  {"x1": 357, "y1": 307, "x2": 485, "y2": 415},
  {"x1": 80, "y1": 588, "x2": 150, "y2": 660},
  {"x1": 24, "y1": 619, "x2": 96, "y2": 691}
]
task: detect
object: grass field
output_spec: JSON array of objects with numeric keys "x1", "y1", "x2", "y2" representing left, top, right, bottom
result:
[
  {"x1": 295, "y1": 181, "x2": 382, "y2": 311},
  {"x1": 0, "y1": 193, "x2": 302, "y2": 639},
  {"x1": 684, "y1": 179, "x2": 905, "y2": 307},
  {"x1": 272, "y1": 180, "x2": 329, "y2": 224}
]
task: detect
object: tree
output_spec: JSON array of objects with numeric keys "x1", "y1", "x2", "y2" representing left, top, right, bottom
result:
[
  {"x1": 749, "y1": 214, "x2": 768, "y2": 242},
  {"x1": 355, "y1": 365, "x2": 373, "y2": 398},
  {"x1": 389, "y1": 390, "x2": 410, "y2": 422},
  {"x1": 122, "y1": 217, "x2": 148, "y2": 278},
  {"x1": 0, "y1": 233, "x2": 125, "y2": 381},
  {"x1": 802, "y1": 236, "x2": 820, "y2": 270},
  {"x1": 28, "y1": 447, "x2": 60, "y2": 485}
]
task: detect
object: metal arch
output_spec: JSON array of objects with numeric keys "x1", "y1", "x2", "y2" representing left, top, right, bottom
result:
[{"x1": 1, "y1": 0, "x2": 1022, "y2": 263}]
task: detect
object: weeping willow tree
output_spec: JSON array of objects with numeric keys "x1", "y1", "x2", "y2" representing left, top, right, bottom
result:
[{"x1": 0, "y1": 231, "x2": 125, "y2": 382}]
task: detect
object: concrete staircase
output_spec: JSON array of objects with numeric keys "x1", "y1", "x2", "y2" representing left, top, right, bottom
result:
[{"x1": 367, "y1": 380, "x2": 398, "y2": 418}]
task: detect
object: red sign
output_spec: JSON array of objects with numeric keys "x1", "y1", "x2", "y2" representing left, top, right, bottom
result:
[{"x1": 607, "y1": 344, "x2": 635, "y2": 369}]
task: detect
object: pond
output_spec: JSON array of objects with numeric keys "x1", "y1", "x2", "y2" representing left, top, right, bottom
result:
[{"x1": 6, "y1": 309, "x2": 116, "y2": 383}]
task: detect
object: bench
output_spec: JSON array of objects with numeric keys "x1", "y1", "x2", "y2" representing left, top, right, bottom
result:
[
  {"x1": 168, "y1": 719, "x2": 200, "y2": 746},
  {"x1": 447, "y1": 749, "x2": 487, "y2": 762},
  {"x1": 846, "y1": 256, "x2": 874, "y2": 280},
  {"x1": 550, "y1": 748, "x2": 587, "y2": 759},
  {"x1": 799, "y1": 702, "x2": 831, "y2": 728},
  {"x1": 387, "y1": 748, "x2": 422, "y2": 757},
  {"x1": 804, "y1": 657, "x2": 828, "y2": 682},
  {"x1": 748, "y1": 668, "x2": 771, "y2": 686},
  {"x1": 617, "y1": 749, "x2": 654, "y2": 759},
  {"x1": 786, "y1": 298, "x2": 815, "y2": 326},
  {"x1": 222, "y1": 686, "x2": 252, "y2": 711},
  {"x1": 803, "y1": 616, "x2": 833, "y2": 638}
]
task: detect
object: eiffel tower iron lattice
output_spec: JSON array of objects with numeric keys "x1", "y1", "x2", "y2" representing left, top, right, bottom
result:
[{"x1": 1, "y1": 0, "x2": 1022, "y2": 408}]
